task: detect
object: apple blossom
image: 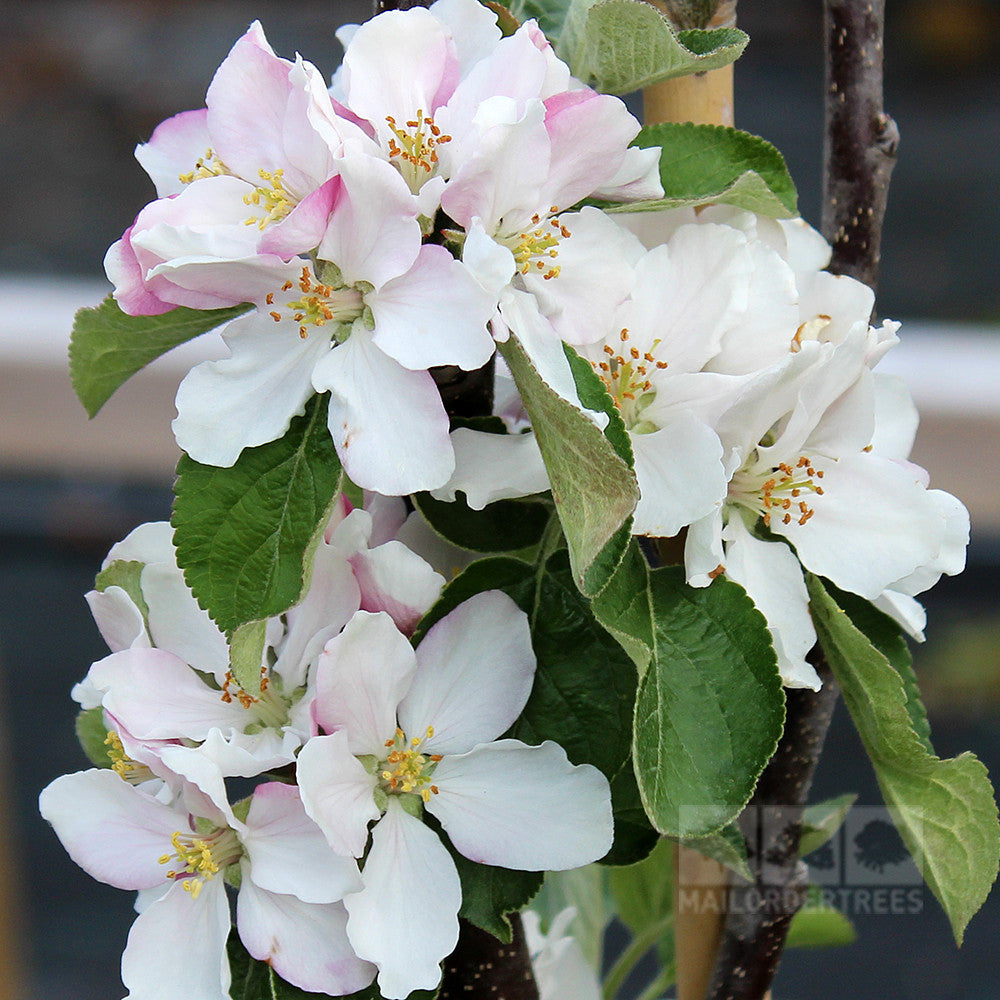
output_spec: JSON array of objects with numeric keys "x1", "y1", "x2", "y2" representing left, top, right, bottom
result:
[{"x1": 296, "y1": 592, "x2": 613, "y2": 998}]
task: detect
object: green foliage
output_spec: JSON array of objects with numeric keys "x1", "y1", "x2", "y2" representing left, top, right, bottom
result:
[
  {"x1": 229, "y1": 619, "x2": 268, "y2": 695},
  {"x1": 631, "y1": 568, "x2": 784, "y2": 837},
  {"x1": 498, "y1": 336, "x2": 638, "y2": 596},
  {"x1": 608, "y1": 836, "x2": 674, "y2": 935},
  {"x1": 613, "y1": 123, "x2": 798, "y2": 219},
  {"x1": 592, "y1": 540, "x2": 655, "y2": 676},
  {"x1": 809, "y1": 576, "x2": 1000, "y2": 944},
  {"x1": 451, "y1": 848, "x2": 544, "y2": 942},
  {"x1": 69, "y1": 296, "x2": 250, "y2": 417},
  {"x1": 172, "y1": 394, "x2": 342, "y2": 634},
  {"x1": 603, "y1": 766, "x2": 659, "y2": 866},
  {"x1": 530, "y1": 866, "x2": 610, "y2": 970},
  {"x1": 75, "y1": 707, "x2": 113, "y2": 769},
  {"x1": 413, "y1": 491, "x2": 551, "y2": 554},
  {"x1": 506, "y1": 0, "x2": 574, "y2": 39},
  {"x1": 785, "y1": 896, "x2": 857, "y2": 949},
  {"x1": 557, "y1": 0, "x2": 747, "y2": 94},
  {"x1": 798, "y1": 793, "x2": 857, "y2": 859},
  {"x1": 681, "y1": 822, "x2": 750, "y2": 880},
  {"x1": 94, "y1": 559, "x2": 150, "y2": 623}
]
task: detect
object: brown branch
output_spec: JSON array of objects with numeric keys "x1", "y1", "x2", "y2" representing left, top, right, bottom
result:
[
  {"x1": 706, "y1": 4, "x2": 897, "y2": 997},
  {"x1": 705, "y1": 652, "x2": 839, "y2": 1000},
  {"x1": 439, "y1": 916, "x2": 540, "y2": 1000},
  {"x1": 821, "y1": 0, "x2": 899, "y2": 287}
]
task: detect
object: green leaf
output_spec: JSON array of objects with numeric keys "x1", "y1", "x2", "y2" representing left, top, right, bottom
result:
[
  {"x1": 785, "y1": 895, "x2": 857, "y2": 949},
  {"x1": 229, "y1": 618, "x2": 267, "y2": 694},
  {"x1": 613, "y1": 123, "x2": 798, "y2": 219},
  {"x1": 172, "y1": 394, "x2": 342, "y2": 633},
  {"x1": 452, "y1": 849, "x2": 544, "y2": 941},
  {"x1": 633, "y1": 568, "x2": 784, "y2": 837},
  {"x1": 799, "y1": 793, "x2": 857, "y2": 859},
  {"x1": 69, "y1": 296, "x2": 251, "y2": 417},
  {"x1": 76, "y1": 707, "x2": 113, "y2": 769},
  {"x1": 680, "y1": 822, "x2": 751, "y2": 881},
  {"x1": 413, "y1": 491, "x2": 551, "y2": 554},
  {"x1": 808, "y1": 575, "x2": 1000, "y2": 944},
  {"x1": 564, "y1": 0, "x2": 747, "y2": 94},
  {"x1": 498, "y1": 335, "x2": 638, "y2": 596},
  {"x1": 507, "y1": 0, "x2": 574, "y2": 39},
  {"x1": 604, "y1": 764, "x2": 660, "y2": 866},
  {"x1": 414, "y1": 552, "x2": 637, "y2": 780},
  {"x1": 591, "y1": 540, "x2": 654, "y2": 677},
  {"x1": 609, "y1": 835, "x2": 674, "y2": 935},
  {"x1": 94, "y1": 559, "x2": 149, "y2": 623}
]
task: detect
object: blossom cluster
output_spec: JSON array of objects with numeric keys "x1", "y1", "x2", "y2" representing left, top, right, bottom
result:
[
  {"x1": 40, "y1": 501, "x2": 612, "y2": 999},
  {"x1": 106, "y1": 0, "x2": 660, "y2": 495},
  {"x1": 437, "y1": 205, "x2": 970, "y2": 687}
]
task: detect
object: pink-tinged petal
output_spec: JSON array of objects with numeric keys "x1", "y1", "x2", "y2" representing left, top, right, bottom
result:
[
  {"x1": 522, "y1": 207, "x2": 643, "y2": 346},
  {"x1": 141, "y1": 562, "x2": 229, "y2": 676},
  {"x1": 258, "y1": 174, "x2": 343, "y2": 259},
  {"x1": 104, "y1": 231, "x2": 173, "y2": 316},
  {"x1": 313, "y1": 324, "x2": 455, "y2": 495},
  {"x1": 237, "y1": 880, "x2": 375, "y2": 996},
  {"x1": 317, "y1": 155, "x2": 422, "y2": 290},
  {"x1": 88, "y1": 648, "x2": 247, "y2": 741},
  {"x1": 38, "y1": 769, "x2": 179, "y2": 890},
  {"x1": 296, "y1": 732, "x2": 381, "y2": 858},
  {"x1": 431, "y1": 427, "x2": 550, "y2": 510},
  {"x1": 341, "y1": 8, "x2": 459, "y2": 127},
  {"x1": 243, "y1": 782, "x2": 362, "y2": 902},
  {"x1": 630, "y1": 414, "x2": 727, "y2": 539},
  {"x1": 345, "y1": 799, "x2": 460, "y2": 999},
  {"x1": 541, "y1": 89, "x2": 637, "y2": 208},
  {"x1": 351, "y1": 540, "x2": 445, "y2": 636},
  {"x1": 121, "y1": 878, "x2": 231, "y2": 1000},
  {"x1": 314, "y1": 611, "x2": 416, "y2": 749},
  {"x1": 370, "y1": 245, "x2": 496, "y2": 371},
  {"x1": 135, "y1": 109, "x2": 211, "y2": 198},
  {"x1": 777, "y1": 452, "x2": 946, "y2": 599},
  {"x1": 400, "y1": 592, "x2": 535, "y2": 755},
  {"x1": 720, "y1": 517, "x2": 820, "y2": 690},
  {"x1": 172, "y1": 311, "x2": 332, "y2": 468},
  {"x1": 427, "y1": 739, "x2": 613, "y2": 870},
  {"x1": 85, "y1": 586, "x2": 150, "y2": 653}
]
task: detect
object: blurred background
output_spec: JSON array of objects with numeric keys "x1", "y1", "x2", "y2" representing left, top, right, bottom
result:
[{"x1": 0, "y1": 2, "x2": 998, "y2": 998}]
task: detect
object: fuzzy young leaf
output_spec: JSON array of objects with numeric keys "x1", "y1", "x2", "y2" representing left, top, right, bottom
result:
[
  {"x1": 94, "y1": 559, "x2": 150, "y2": 624},
  {"x1": 809, "y1": 575, "x2": 1000, "y2": 944},
  {"x1": 564, "y1": 0, "x2": 747, "y2": 94},
  {"x1": 172, "y1": 394, "x2": 342, "y2": 633},
  {"x1": 76, "y1": 708, "x2": 114, "y2": 769},
  {"x1": 799, "y1": 793, "x2": 857, "y2": 859},
  {"x1": 498, "y1": 336, "x2": 638, "y2": 596},
  {"x1": 680, "y1": 822, "x2": 751, "y2": 881},
  {"x1": 633, "y1": 568, "x2": 784, "y2": 837},
  {"x1": 611, "y1": 123, "x2": 798, "y2": 219},
  {"x1": 69, "y1": 296, "x2": 250, "y2": 417},
  {"x1": 229, "y1": 619, "x2": 268, "y2": 695}
]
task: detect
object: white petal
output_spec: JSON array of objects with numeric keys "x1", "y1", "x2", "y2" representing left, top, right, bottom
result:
[
  {"x1": 173, "y1": 311, "x2": 332, "y2": 468},
  {"x1": 296, "y1": 732, "x2": 381, "y2": 858},
  {"x1": 39, "y1": 769, "x2": 179, "y2": 890},
  {"x1": 243, "y1": 782, "x2": 362, "y2": 902},
  {"x1": 237, "y1": 880, "x2": 375, "y2": 996},
  {"x1": 630, "y1": 415, "x2": 726, "y2": 538},
  {"x1": 121, "y1": 879, "x2": 230, "y2": 1000},
  {"x1": 870, "y1": 373, "x2": 919, "y2": 460},
  {"x1": 345, "y1": 799, "x2": 460, "y2": 999},
  {"x1": 427, "y1": 739, "x2": 613, "y2": 870},
  {"x1": 720, "y1": 517, "x2": 820, "y2": 689},
  {"x1": 400, "y1": 592, "x2": 536, "y2": 755},
  {"x1": 86, "y1": 586, "x2": 149, "y2": 653},
  {"x1": 431, "y1": 426, "x2": 550, "y2": 509},
  {"x1": 313, "y1": 322, "x2": 454, "y2": 494},
  {"x1": 314, "y1": 610, "x2": 416, "y2": 751},
  {"x1": 104, "y1": 520, "x2": 175, "y2": 566}
]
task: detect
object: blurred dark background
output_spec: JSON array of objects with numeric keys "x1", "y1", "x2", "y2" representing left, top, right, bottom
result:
[{"x1": 0, "y1": 2, "x2": 998, "y2": 999}]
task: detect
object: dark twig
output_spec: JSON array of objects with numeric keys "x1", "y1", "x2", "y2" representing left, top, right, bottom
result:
[
  {"x1": 822, "y1": 0, "x2": 899, "y2": 287},
  {"x1": 706, "y1": 3, "x2": 896, "y2": 997}
]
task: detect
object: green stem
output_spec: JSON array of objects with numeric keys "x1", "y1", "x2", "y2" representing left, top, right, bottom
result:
[
  {"x1": 635, "y1": 966, "x2": 676, "y2": 1000},
  {"x1": 602, "y1": 914, "x2": 674, "y2": 1000}
]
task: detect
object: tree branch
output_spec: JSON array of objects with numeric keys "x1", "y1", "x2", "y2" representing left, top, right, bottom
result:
[
  {"x1": 706, "y1": 4, "x2": 897, "y2": 996},
  {"x1": 821, "y1": 0, "x2": 899, "y2": 287}
]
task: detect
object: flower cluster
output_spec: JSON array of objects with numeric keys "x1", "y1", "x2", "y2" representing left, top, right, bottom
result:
[
  {"x1": 437, "y1": 206, "x2": 969, "y2": 688},
  {"x1": 40, "y1": 501, "x2": 612, "y2": 999},
  {"x1": 105, "y1": 1, "x2": 660, "y2": 496}
]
